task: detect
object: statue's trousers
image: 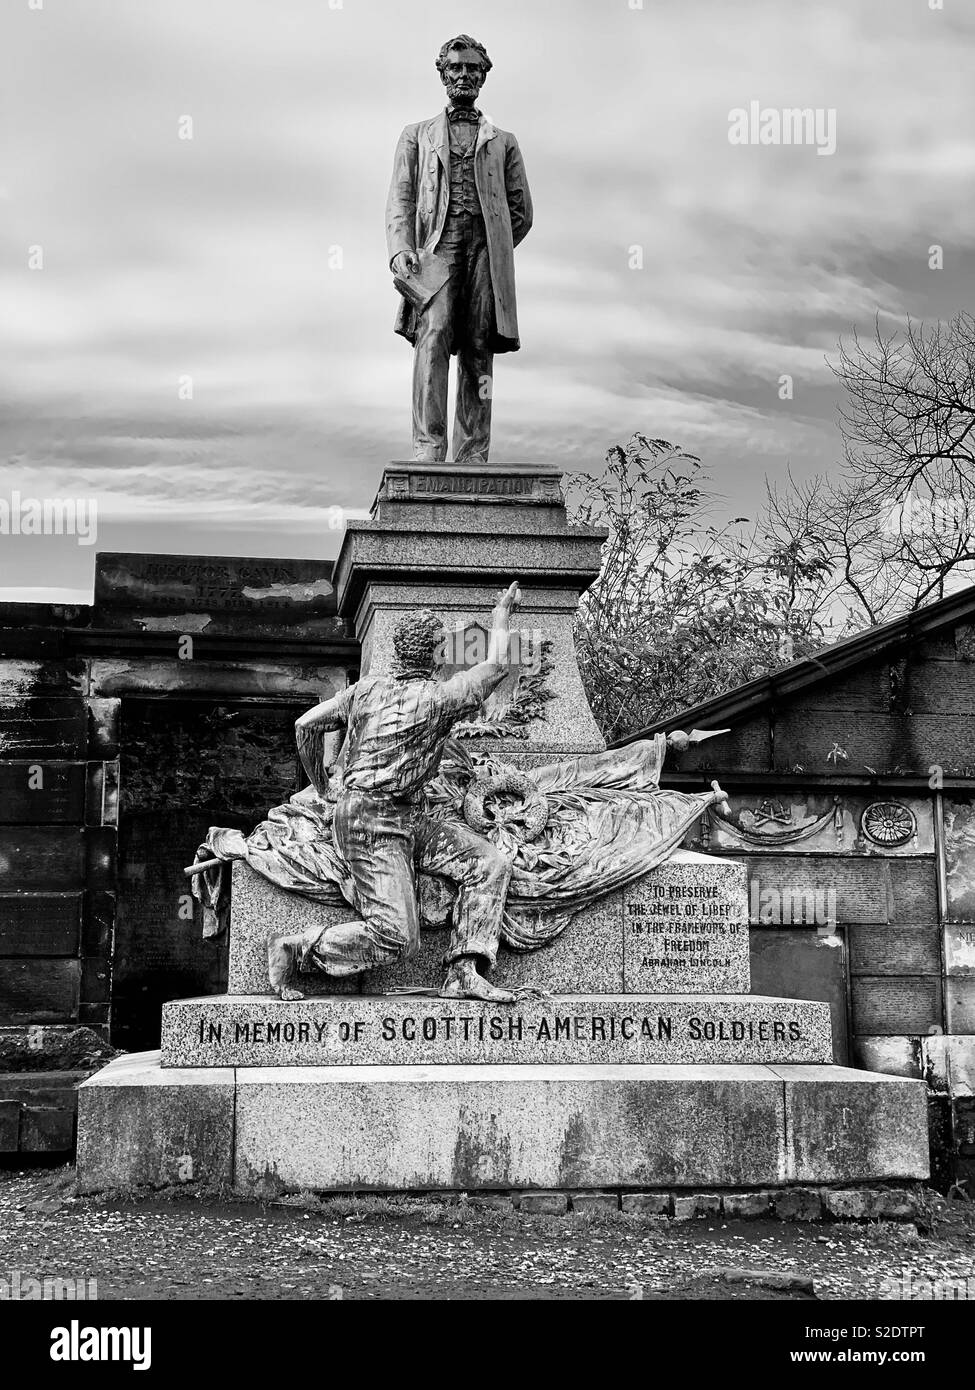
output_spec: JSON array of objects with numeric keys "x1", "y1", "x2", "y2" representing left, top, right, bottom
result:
[
  {"x1": 302, "y1": 790, "x2": 511, "y2": 975},
  {"x1": 411, "y1": 212, "x2": 494, "y2": 463}
]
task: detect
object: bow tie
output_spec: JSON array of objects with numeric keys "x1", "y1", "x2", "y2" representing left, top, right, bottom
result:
[{"x1": 448, "y1": 106, "x2": 480, "y2": 124}]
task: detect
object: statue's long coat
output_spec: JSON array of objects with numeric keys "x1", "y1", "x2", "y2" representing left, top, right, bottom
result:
[{"x1": 385, "y1": 111, "x2": 533, "y2": 353}]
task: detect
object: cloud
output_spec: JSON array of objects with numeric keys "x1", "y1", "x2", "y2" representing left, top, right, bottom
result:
[{"x1": 2, "y1": 0, "x2": 973, "y2": 599}]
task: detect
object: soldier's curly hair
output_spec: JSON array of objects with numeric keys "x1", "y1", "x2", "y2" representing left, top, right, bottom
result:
[
  {"x1": 392, "y1": 608, "x2": 445, "y2": 679},
  {"x1": 435, "y1": 34, "x2": 492, "y2": 75}
]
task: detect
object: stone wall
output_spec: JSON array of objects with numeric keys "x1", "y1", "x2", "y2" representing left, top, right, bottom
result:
[
  {"x1": 646, "y1": 598, "x2": 975, "y2": 1187},
  {"x1": 0, "y1": 553, "x2": 357, "y2": 1153}
]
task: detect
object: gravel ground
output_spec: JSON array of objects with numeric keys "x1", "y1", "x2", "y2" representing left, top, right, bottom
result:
[{"x1": 1, "y1": 1168, "x2": 974, "y2": 1301}]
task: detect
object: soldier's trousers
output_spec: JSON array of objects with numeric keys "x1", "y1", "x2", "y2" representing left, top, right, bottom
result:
[
  {"x1": 412, "y1": 211, "x2": 494, "y2": 464},
  {"x1": 301, "y1": 789, "x2": 511, "y2": 976}
]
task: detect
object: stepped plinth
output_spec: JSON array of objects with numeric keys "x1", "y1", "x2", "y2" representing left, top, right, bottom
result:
[
  {"x1": 81, "y1": 838, "x2": 928, "y2": 1194},
  {"x1": 76, "y1": 462, "x2": 930, "y2": 1198},
  {"x1": 161, "y1": 994, "x2": 833, "y2": 1068}
]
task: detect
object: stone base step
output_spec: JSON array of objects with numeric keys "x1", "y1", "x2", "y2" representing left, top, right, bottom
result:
[
  {"x1": 76, "y1": 1052, "x2": 929, "y2": 1194},
  {"x1": 160, "y1": 992, "x2": 833, "y2": 1068}
]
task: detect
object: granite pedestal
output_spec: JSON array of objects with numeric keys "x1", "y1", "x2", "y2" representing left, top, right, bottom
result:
[
  {"x1": 227, "y1": 851, "x2": 751, "y2": 996},
  {"x1": 161, "y1": 994, "x2": 833, "y2": 1068},
  {"x1": 332, "y1": 463, "x2": 608, "y2": 756},
  {"x1": 75, "y1": 463, "x2": 932, "y2": 1196},
  {"x1": 80, "y1": 840, "x2": 930, "y2": 1193},
  {"x1": 78, "y1": 1054, "x2": 928, "y2": 1193}
]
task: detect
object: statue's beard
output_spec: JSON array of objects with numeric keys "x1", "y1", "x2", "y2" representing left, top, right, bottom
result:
[{"x1": 445, "y1": 81, "x2": 480, "y2": 106}]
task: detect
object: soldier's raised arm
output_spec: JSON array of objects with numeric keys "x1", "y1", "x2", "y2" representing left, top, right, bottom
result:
[{"x1": 443, "y1": 582, "x2": 521, "y2": 709}]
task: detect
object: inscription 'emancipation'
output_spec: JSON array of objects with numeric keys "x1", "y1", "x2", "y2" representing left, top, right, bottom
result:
[{"x1": 410, "y1": 474, "x2": 540, "y2": 497}]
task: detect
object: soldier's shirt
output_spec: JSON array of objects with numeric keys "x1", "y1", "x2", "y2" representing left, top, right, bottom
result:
[{"x1": 328, "y1": 671, "x2": 491, "y2": 800}]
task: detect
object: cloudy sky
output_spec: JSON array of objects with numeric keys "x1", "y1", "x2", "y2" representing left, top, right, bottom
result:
[{"x1": 2, "y1": 0, "x2": 973, "y2": 600}]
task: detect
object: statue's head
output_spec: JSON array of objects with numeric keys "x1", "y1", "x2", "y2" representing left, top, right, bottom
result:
[
  {"x1": 392, "y1": 608, "x2": 446, "y2": 680},
  {"x1": 436, "y1": 34, "x2": 491, "y2": 107}
]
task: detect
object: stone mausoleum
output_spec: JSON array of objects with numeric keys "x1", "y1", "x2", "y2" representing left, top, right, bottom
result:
[
  {"x1": 0, "y1": 550, "x2": 355, "y2": 1157},
  {"x1": 617, "y1": 583, "x2": 975, "y2": 1193}
]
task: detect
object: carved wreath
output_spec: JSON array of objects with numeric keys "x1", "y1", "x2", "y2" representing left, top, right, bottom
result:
[{"x1": 463, "y1": 768, "x2": 549, "y2": 854}]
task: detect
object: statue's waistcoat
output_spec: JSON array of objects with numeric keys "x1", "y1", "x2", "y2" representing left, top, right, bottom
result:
[{"x1": 447, "y1": 123, "x2": 484, "y2": 221}]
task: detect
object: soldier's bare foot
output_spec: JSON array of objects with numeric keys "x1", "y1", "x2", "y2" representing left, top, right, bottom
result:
[
  {"x1": 278, "y1": 986, "x2": 305, "y2": 1001},
  {"x1": 439, "y1": 958, "x2": 516, "y2": 1003}
]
